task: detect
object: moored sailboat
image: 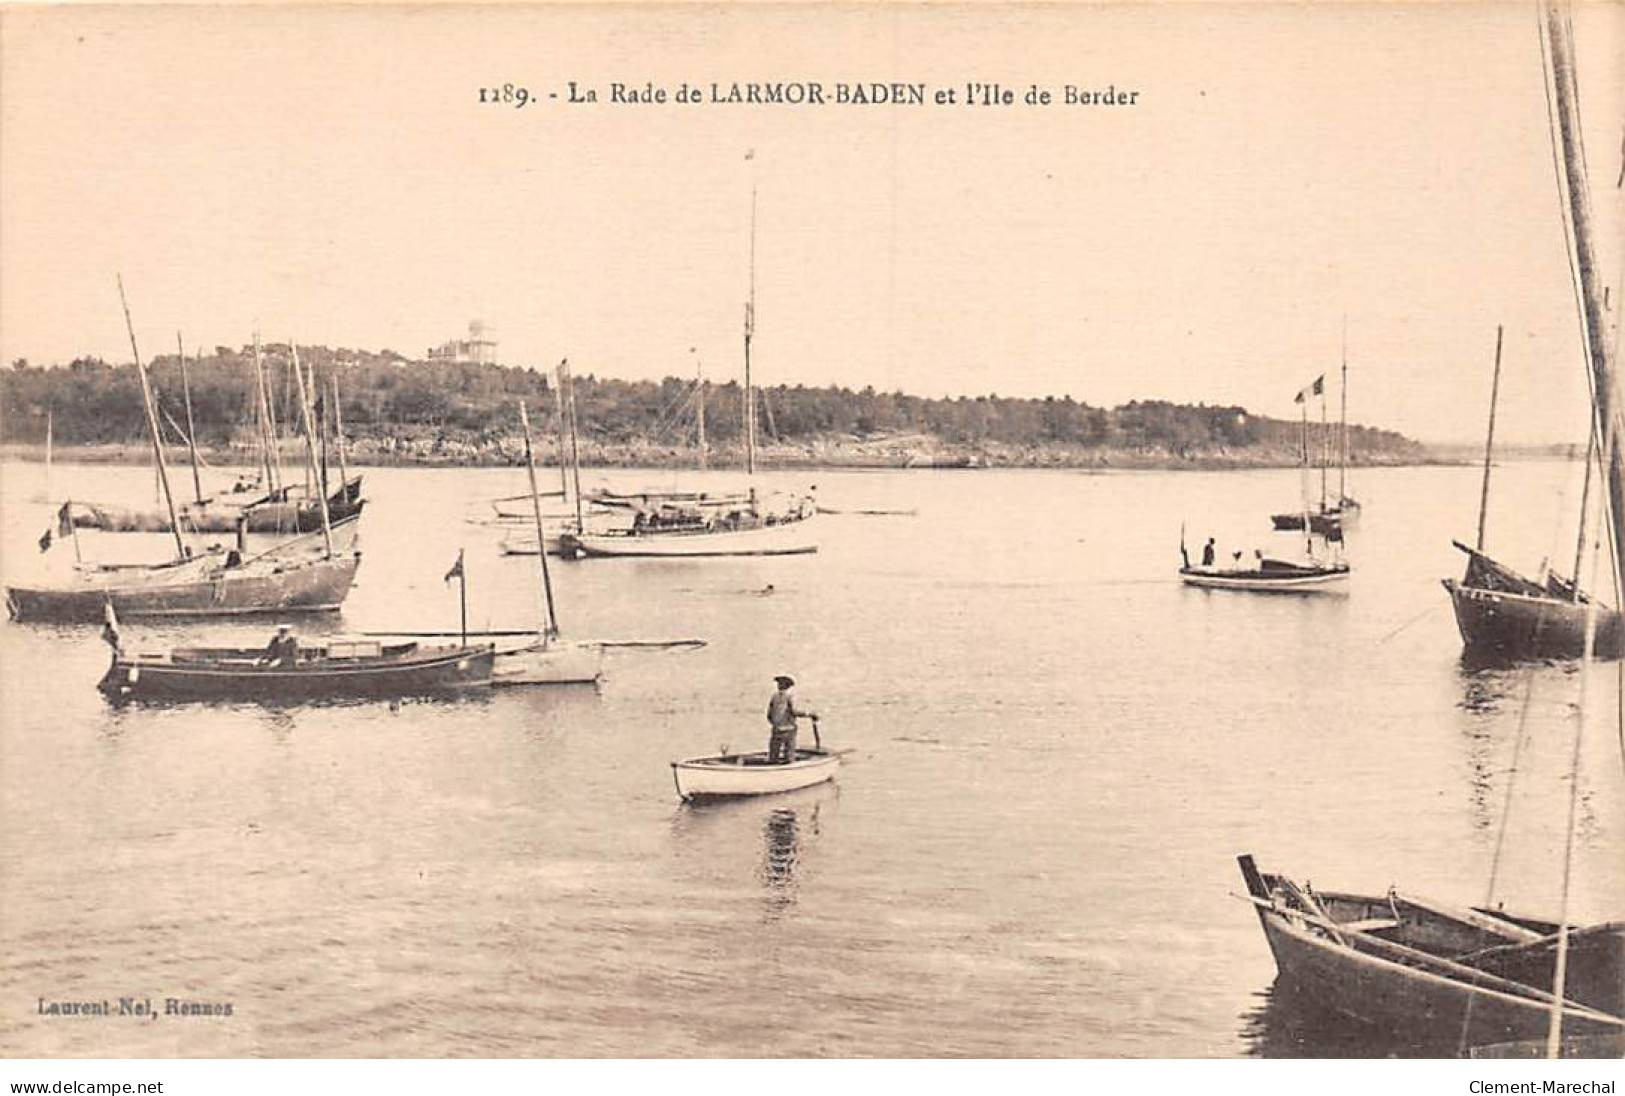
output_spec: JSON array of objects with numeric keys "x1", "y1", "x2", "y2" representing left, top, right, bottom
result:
[
  {"x1": 557, "y1": 185, "x2": 817, "y2": 560},
  {"x1": 5, "y1": 291, "x2": 363, "y2": 623}
]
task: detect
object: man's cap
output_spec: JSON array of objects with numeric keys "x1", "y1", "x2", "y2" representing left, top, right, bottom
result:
[
  {"x1": 774, "y1": 675, "x2": 795, "y2": 688},
  {"x1": 276, "y1": 624, "x2": 292, "y2": 633}
]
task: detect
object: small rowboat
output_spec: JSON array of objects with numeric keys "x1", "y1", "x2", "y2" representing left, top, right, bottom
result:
[
  {"x1": 671, "y1": 747, "x2": 842, "y2": 801},
  {"x1": 1179, "y1": 558, "x2": 1349, "y2": 593}
]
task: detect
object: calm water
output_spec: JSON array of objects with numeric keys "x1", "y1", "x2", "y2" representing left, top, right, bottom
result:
[{"x1": 1, "y1": 459, "x2": 1621, "y2": 1057}]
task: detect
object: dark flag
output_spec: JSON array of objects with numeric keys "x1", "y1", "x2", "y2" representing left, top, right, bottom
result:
[
  {"x1": 38, "y1": 528, "x2": 52, "y2": 552},
  {"x1": 57, "y1": 502, "x2": 73, "y2": 538},
  {"x1": 444, "y1": 552, "x2": 465, "y2": 584},
  {"x1": 1312, "y1": 375, "x2": 1325, "y2": 396}
]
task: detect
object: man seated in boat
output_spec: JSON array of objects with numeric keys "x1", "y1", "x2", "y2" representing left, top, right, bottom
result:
[
  {"x1": 261, "y1": 624, "x2": 300, "y2": 668},
  {"x1": 1201, "y1": 537, "x2": 1216, "y2": 567},
  {"x1": 767, "y1": 675, "x2": 819, "y2": 764}
]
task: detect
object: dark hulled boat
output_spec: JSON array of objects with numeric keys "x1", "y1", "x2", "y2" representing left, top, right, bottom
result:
[
  {"x1": 1270, "y1": 502, "x2": 1356, "y2": 536},
  {"x1": 99, "y1": 638, "x2": 494, "y2": 702},
  {"x1": 1237, "y1": 856, "x2": 1625, "y2": 1051},
  {"x1": 1443, "y1": 541, "x2": 1624, "y2": 660},
  {"x1": 69, "y1": 475, "x2": 364, "y2": 534}
]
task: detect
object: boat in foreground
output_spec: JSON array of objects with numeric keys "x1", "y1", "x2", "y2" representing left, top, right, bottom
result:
[
  {"x1": 1179, "y1": 558, "x2": 1349, "y2": 593},
  {"x1": 672, "y1": 748, "x2": 842, "y2": 801},
  {"x1": 1237, "y1": 855, "x2": 1625, "y2": 1051},
  {"x1": 99, "y1": 637, "x2": 495, "y2": 702}
]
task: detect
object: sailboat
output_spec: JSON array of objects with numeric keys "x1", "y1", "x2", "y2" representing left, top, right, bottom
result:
[
  {"x1": 1443, "y1": 327, "x2": 1625, "y2": 659},
  {"x1": 1240, "y1": 3, "x2": 1625, "y2": 1056},
  {"x1": 489, "y1": 400, "x2": 603, "y2": 685},
  {"x1": 4, "y1": 292, "x2": 361, "y2": 623},
  {"x1": 557, "y1": 186, "x2": 817, "y2": 560},
  {"x1": 65, "y1": 338, "x2": 365, "y2": 535},
  {"x1": 1271, "y1": 365, "x2": 1358, "y2": 534}
]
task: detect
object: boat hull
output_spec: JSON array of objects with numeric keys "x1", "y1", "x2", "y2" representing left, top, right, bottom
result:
[
  {"x1": 562, "y1": 516, "x2": 817, "y2": 559},
  {"x1": 491, "y1": 640, "x2": 603, "y2": 685},
  {"x1": 1180, "y1": 565, "x2": 1349, "y2": 592},
  {"x1": 99, "y1": 645, "x2": 494, "y2": 702},
  {"x1": 70, "y1": 478, "x2": 363, "y2": 534},
  {"x1": 7, "y1": 555, "x2": 361, "y2": 623},
  {"x1": 672, "y1": 748, "x2": 840, "y2": 800},
  {"x1": 1239, "y1": 856, "x2": 1625, "y2": 1050},
  {"x1": 1443, "y1": 580, "x2": 1625, "y2": 660}
]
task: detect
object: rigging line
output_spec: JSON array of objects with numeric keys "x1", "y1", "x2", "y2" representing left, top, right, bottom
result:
[
  {"x1": 1458, "y1": 658, "x2": 1542, "y2": 1056},
  {"x1": 1375, "y1": 602, "x2": 1446, "y2": 643}
]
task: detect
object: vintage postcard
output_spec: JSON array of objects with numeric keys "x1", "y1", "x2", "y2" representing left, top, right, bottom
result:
[{"x1": 1, "y1": 0, "x2": 1622, "y2": 1076}]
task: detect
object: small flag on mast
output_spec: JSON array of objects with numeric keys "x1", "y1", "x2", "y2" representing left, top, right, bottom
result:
[
  {"x1": 443, "y1": 551, "x2": 465, "y2": 585},
  {"x1": 1294, "y1": 375, "x2": 1326, "y2": 404}
]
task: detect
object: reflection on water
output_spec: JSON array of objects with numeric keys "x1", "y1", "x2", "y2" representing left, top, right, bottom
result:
[
  {"x1": 1239, "y1": 979, "x2": 1445, "y2": 1058},
  {"x1": 5, "y1": 460, "x2": 1623, "y2": 1057}
]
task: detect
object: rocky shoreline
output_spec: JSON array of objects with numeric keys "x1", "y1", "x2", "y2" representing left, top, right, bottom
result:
[{"x1": 2, "y1": 433, "x2": 1444, "y2": 471}]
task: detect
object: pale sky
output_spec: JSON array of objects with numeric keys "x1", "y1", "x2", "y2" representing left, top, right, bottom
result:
[{"x1": 2, "y1": 3, "x2": 1622, "y2": 445}]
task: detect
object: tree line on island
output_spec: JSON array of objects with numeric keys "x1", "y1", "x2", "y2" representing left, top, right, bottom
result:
[{"x1": 1, "y1": 347, "x2": 1425, "y2": 466}]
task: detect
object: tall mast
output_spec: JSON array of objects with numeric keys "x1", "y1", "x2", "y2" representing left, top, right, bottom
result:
[
  {"x1": 519, "y1": 401, "x2": 560, "y2": 638},
  {"x1": 1339, "y1": 320, "x2": 1349, "y2": 503},
  {"x1": 744, "y1": 184, "x2": 757, "y2": 477},
  {"x1": 1318, "y1": 383, "x2": 1328, "y2": 513},
  {"x1": 118, "y1": 276, "x2": 186, "y2": 559},
  {"x1": 696, "y1": 355, "x2": 708, "y2": 471},
  {"x1": 1546, "y1": 2, "x2": 1625, "y2": 593},
  {"x1": 551, "y1": 373, "x2": 570, "y2": 497},
  {"x1": 560, "y1": 359, "x2": 585, "y2": 533},
  {"x1": 290, "y1": 346, "x2": 333, "y2": 557},
  {"x1": 1297, "y1": 394, "x2": 1309, "y2": 515},
  {"x1": 177, "y1": 333, "x2": 204, "y2": 506},
  {"x1": 331, "y1": 375, "x2": 350, "y2": 491},
  {"x1": 1476, "y1": 325, "x2": 1504, "y2": 552},
  {"x1": 43, "y1": 407, "x2": 51, "y2": 503},
  {"x1": 252, "y1": 332, "x2": 280, "y2": 492},
  {"x1": 1541, "y1": 3, "x2": 1622, "y2": 1054}
]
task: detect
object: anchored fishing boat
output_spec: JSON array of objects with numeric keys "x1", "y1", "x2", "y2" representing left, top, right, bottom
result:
[
  {"x1": 1179, "y1": 557, "x2": 1350, "y2": 593},
  {"x1": 672, "y1": 748, "x2": 843, "y2": 801},
  {"x1": 7, "y1": 291, "x2": 363, "y2": 623},
  {"x1": 99, "y1": 635, "x2": 494, "y2": 703},
  {"x1": 557, "y1": 185, "x2": 817, "y2": 560},
  {"x1": 7, "y1": 516, "x2": 361, "y2": 623},
  {"x1": 1236, "y1": 856, "x2": 1625, "y2": 1049}
]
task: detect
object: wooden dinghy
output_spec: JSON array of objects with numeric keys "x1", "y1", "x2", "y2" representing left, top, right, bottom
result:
[
  {"x1": 1237, "y1": 855, "x2": 1625, "y2": 1050},
  {"x1": 1179, "y1": 558, "x2": 1349, "y2": 593},
  {"x1": 99, "y1": 638, "x2": 495, "y2": 702},
  {"x1": 672, "y1": 747, "x2": 842, "y2": 801}
]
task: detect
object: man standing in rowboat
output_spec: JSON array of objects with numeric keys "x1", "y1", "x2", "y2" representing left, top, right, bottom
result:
[{"x1": 767, "y1": 675, "x2": 818, "y2": 764}]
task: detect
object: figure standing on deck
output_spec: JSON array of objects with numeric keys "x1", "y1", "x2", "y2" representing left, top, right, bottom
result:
[{"x1": 767, "y1": 675, "x2": 818, "y2": 764}]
